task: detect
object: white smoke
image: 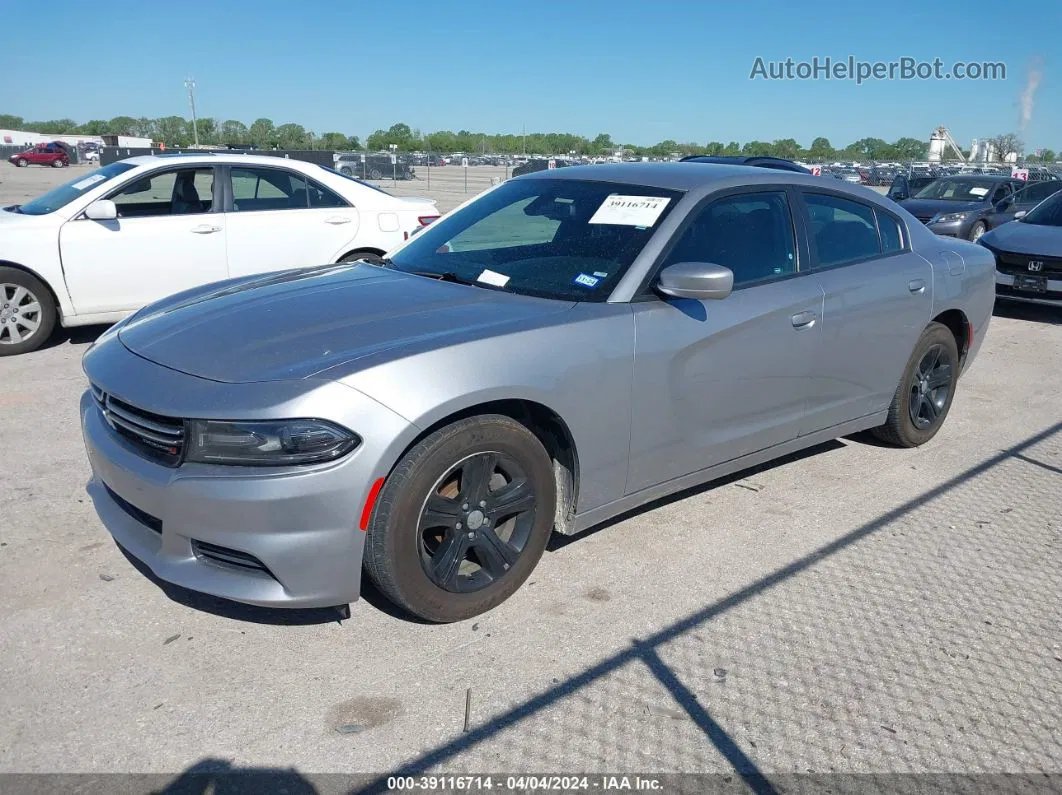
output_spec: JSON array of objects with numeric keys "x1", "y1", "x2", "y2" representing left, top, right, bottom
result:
[{"x1": 1020, "y1": 58, "x2": 1044, "y2": 132}]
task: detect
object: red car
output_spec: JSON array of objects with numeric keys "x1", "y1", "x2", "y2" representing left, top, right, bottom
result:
[{"x1": 8, "y1": 142, "x2": 69, "y2": 168}]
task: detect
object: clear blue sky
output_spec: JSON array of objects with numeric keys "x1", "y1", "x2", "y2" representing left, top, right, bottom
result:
[{"x1": 4, "y1": 0, "x2": 1059, "y2": 150}]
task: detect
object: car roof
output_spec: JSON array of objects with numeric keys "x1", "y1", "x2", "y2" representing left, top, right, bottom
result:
[
  {"x1": 519, "y1": 161, "x2": 839, "y2": 192},
  {"x1": 678, "y1": 155, "x2": 811, "y2": 173},
  {"x1": 117, "y1": 153, "x2": 321, "y2": 170}
]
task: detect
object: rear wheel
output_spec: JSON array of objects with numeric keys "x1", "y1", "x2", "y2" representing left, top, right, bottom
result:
[
  {"x1": 0, "y1": 268, "x2": 57, "y2": 356},
  {"x1": 872, "y1": 322, "x2": 959, "y2": 447},
  {"x1": 369, "y1": 167, "x2": 383, "y2": 180},
  {"x1": 364, "y1": 415, "x2": 556, "y2": 623}
]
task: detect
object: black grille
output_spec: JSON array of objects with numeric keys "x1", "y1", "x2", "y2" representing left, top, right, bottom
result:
[
  {"x1": 995, "y1": 251, "x2": 1062, "y2": 277},
  {"x1": 104, "y1": 484, "x2": 162, "y2": 534},
  {"x1": 92, "y1": 386, "x2": 185, "y2": 466},
  {"x1": 191, "y1": 540, "x2": 274, "y2": 577}
]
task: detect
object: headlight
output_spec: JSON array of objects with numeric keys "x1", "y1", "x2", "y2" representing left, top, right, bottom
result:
[
  {"x1": 932, "y1": 212, "x2": 969, "y2": 223},
  {"x1": 185, "y1": 419, "x2": 359, "y2": 466}
]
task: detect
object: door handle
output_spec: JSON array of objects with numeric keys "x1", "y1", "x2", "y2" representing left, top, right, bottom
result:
[
  {"x1": 908, "y1": 278, "x2": 926, "y2": 294},
  {"x1": 325, "y1": 216, "x2": 352, "y2": 225},
  {"x1": 191, "y1": 224, "x2": 221, "y2": 234},
  {"x1": 791, "y1": 310, "x2": 817, "y2": 329}
]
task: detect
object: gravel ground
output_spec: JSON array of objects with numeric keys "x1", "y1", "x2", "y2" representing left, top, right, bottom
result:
[{"x1": 0, "y1": 164, "x2": 1059, "y2": 791}]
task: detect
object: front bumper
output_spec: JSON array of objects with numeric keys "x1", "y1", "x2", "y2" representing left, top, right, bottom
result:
[
  {"x1": 995, "y1": 271, "x2": 1062, "y2": 307},
  {"x1": 80, "y1": 344, "x2": 416, "y2": 608},
  {"x1": 925, "y1": 218, "x2": 967, "y2": 238}
]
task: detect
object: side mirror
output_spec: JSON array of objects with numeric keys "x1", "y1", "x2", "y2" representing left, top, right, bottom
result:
[
  {"x1": 656, "y1": 261, "x2": 733, "y2": 301},
  {"x1": 1014, "y1": 210, "x2": 1028, "y2": 220},
  {"x1": 84, "y1": 199, "x2": 117, "y2": 221}
]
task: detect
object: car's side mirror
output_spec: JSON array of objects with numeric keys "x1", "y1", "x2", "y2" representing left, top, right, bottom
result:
[
  {"x1": 1014, "y1": 210, "x2": 1028, "y2": 220},
  {"x1": 84, "y1": 200, "x2": 117, "y2": 221},
  {"x1": 655, "y1": 261, "x2": 733, "y2": 301}
]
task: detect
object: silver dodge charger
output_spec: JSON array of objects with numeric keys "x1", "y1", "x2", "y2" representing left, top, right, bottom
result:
[{"x1": 81, "y1": 163, "x2": 995, "y2": 622}]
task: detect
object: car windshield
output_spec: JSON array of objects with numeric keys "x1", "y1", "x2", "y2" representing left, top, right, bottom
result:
[
  {"x1": 1021, "y1": 192, "x2": 1062, "y2": 227},
  {"x1": 14, "y1": 162, "x2": 136, "y2": 215},
  {"x1": 387, "y1": 177, "x2": 684, "y2": 302},
  {"x1": 913, "y1": 178, "x2": 999, "y2": 202}
]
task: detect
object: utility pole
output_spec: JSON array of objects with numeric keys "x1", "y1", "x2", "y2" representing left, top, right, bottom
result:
[
  {"x1": 522, "y1": 123, "x2": 526, "y2": 156},
  {"x1": 185, "y1": 78, "x2": 199, "y2": 148}
]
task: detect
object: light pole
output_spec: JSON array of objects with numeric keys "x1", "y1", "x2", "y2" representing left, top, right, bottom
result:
[{"x1": 184, "y1": 78, "x2": 199, "y2": 148}]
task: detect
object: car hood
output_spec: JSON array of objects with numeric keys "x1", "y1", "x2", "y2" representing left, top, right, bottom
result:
[
  {"x1": 982, "y1": 221, "x2": 1062, "y2": 257},
  {"x1": 897, "y1": 198, "x2": 986, "y2": 217},
  {"x1": 118, "y1": 264, "x2": 574, "y2": 383}
]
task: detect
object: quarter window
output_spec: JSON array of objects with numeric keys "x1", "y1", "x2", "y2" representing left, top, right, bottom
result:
[
  {"x1": 804, "y1": 193, "x2": 881, "y2": 267},
  {"x1": 876, "y1": 210, "x2": 904, "y2": 254},
  {"x1": 661, "y1": 191, "x2": 797, "y2": 287}
]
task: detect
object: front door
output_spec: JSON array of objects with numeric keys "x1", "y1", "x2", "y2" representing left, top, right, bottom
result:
[
  {"x1": 59, "y1": 166, "x2": 227, "y2": 315},
  {"x1": 626, "y1": 189, "x2": 823, "y2": 494}
]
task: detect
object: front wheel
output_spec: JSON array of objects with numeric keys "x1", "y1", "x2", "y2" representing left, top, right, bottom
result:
[
  {"x1": 871, "y1": 322, "x2": 959, "y2": 447},
  {"x1": 52, "y1": 159, "x2": 66, "y2": 168},
  {"x1": 0, "y1": 267, "x2": 57, "y2": 355},
  {"x1": 363, "y1": 415, "x2": 557, "y2": 622},
  {"x1": 968, "y1": 221, "x2": 986, "y2": 242},
  {"x1": 369, "y1": 168, "x2": 383, "y2": 180},
  {"x1": 15, "y1": 158, "x2": 27, "y2": 168}
]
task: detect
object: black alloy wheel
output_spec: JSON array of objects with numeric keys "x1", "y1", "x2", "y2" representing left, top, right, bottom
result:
[
  {"x1": 908, "y1": 344, "x2": 952, "y2": 430},
  {"x1": 417, "y1": 451, "x2": 537, "y2": 593}
]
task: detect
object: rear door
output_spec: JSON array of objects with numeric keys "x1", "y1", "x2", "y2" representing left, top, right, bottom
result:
[
  {"x1": 798, "y1": 191, "x2": 932, "y2": 431},
  {"x1": 59, "y1": 166, "x2": 228, "y2": 314},
  {"x1": 626, "y1": 187, "x2": 823, "y2": 493},
  {"x1": 222, "y1": 164, "x2": 360, "y2": 278}
]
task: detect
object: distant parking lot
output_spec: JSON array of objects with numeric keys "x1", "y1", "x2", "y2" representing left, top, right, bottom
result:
[{"x1": 0, "y1": 163, "x2": 1060, "y2": 787}]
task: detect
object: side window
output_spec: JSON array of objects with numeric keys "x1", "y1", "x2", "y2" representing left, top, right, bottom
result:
[
  {"x1": 990, "y1": 185, "x2": 1008, "y2": 204},
  {"x1": 804, "y1": 193, "x2": 881, "y2": 267},
  {"x1": 230, "y1": 167, "x2": 310, "y2": 212},
  {"x1": 307, "y1": 180, "x2": 348, "y2": 209},
  {"x1": 661, "y1": 192, "x2": 796, "y2": 287},
  {"x1": 110, "y1": 168, "x2": 212, "y2": 218},
  {"x1": 875, "y1": 209, "x2": 904, "y2": 254}
]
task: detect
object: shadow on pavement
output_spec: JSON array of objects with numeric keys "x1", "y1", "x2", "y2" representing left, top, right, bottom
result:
[
  {"x1": 993, "y1": 300, "x2": 1061, "y2": 325},
  {"x1": 353, "y1": 419, "x2": 1062, "y2": 794}
]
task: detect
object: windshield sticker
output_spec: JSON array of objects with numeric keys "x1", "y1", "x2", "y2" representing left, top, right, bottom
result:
[
  {"x1": 477, "y1": 269, "x2": 510, "y2": 287},
  {"x1": 589, "y1": 195, "x2": 671, "y2": 227},
  {"x1": 968, "y1": 187, "x2": 989, "y2": 197},
  {"x1": 573, "y1": 273, "x2": 600, "y2": 288},
  {"x1": 593, "y1": 271, "x2": 608, "y2": 278},
  {"x1": 72, "y1": 174, "x2": 107, "y2": 191}
]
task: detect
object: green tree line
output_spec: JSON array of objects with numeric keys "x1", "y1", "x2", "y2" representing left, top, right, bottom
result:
[
  {"x1": 3, "y1": 113, "x2": 1058, "y2": 163},
  {"x1": 0, "y1": 113, "x2": 359, "y2": 152}
]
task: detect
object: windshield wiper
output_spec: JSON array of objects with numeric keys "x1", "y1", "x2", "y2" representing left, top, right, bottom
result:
[
  {"x1": 3, "y1": 204, "x2": 22, "y2": 214},
  {"x1": 404, "y1": 270, "x2": 489, "y2": 287}
]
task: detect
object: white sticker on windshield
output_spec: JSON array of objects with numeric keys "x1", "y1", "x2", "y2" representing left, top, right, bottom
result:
[
  {"x1": 477, "y1": 269, "x2": 510, "y2": 287},
  {"x1": 72, "y1": 174, "x2": 107, "y2": 191},
  {"x1": 968, "y1": 187, "x2": 989, "y2": 197},
  {"x1": 589, "y1": 195, "x2": 671, "y2": 227}
]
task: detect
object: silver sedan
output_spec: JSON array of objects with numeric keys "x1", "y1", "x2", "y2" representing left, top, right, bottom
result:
[{"x1": 81, "y1": 163, "x2": 996, "y2": 622}]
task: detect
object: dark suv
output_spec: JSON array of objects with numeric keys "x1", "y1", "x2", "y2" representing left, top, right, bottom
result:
[{"x1": 8, "y1": 142, "x2": 70, "y2": 168}]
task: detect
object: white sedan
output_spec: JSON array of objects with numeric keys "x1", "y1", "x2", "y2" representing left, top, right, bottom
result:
[{"x1": 0, "y1": 152, "x2": 439, "y2": 354}]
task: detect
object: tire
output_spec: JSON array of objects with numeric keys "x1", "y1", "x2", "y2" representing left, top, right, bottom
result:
[
  {"x1": 369, "y1": 168, "x2": 383, "y2": 180},
  {"x1": 0, "y1": 267, "x2": 57, "y2": 356},
  {"x1": 16, "y1": 158, "x2": 27, "y2": 168},
  {"x1": 339, "y1": 252, "x2": 385, "y2": 265},
  {"x1": 871, "y1": 322, "x2": 959, "y2": 448},
  {"x1": 968, "y1": 221, "x2": 986, "y2": 242},
  {"x1": 364, "y1": 414, "x2": 557, "y2": 623},
  {"x1": 340, "y1": 167, "x2": 353, "y2": 177},
  {"x1": 52, "y1": 159, "x2": 66, "y2": 168}
]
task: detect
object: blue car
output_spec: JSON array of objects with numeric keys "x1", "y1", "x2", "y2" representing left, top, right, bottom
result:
[{"x1": 980, "y1": 190, "x2": 1062, "y2": 307}]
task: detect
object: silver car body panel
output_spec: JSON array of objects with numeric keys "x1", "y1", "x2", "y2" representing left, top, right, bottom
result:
[{"x1": 81, "y1": 163, "x2": 997, "y2": 608}]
